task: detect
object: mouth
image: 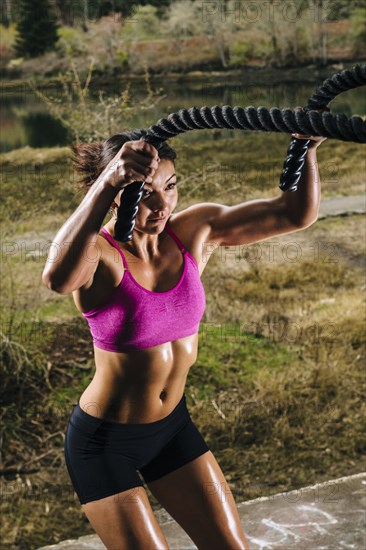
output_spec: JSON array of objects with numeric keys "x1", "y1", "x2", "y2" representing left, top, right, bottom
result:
[{"x1": 148, "y1": 216, "x2": 167, "y2": 223}]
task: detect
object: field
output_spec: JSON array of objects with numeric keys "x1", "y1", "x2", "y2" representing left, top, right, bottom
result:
[{"x1": 0, "y1": 133, "x2": 365, "y2": 548}]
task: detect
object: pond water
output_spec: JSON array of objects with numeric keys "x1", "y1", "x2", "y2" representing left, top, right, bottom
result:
[{"x1": 1, "y1": 73, "x2": 364, "y2": 152}]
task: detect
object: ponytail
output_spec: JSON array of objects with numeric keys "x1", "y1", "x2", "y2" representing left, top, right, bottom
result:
[{"x1": 70, "y1": 129, "x2": 177, "y2": 195}]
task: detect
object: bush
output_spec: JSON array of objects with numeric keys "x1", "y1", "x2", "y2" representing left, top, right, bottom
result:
[
  {"x1": 229, "y1": 43, "x2": 253, "y2": 66},
  {"x1": 0, "y1": 23, "x2": 17, "y2": 58},
  {"x1": 57, "y1": 26, "x2": 87, "y2": 57},
  {"x1": 29, "y1": 58, "x2": 165, "y2": 142},
  {"x1": 116, "y1": 49, "x2": 129, "y2": 67}
]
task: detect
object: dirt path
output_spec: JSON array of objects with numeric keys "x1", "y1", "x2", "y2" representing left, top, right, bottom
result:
[{"x1": 317, "y1": 194, "x2": 366, "y2": 219}]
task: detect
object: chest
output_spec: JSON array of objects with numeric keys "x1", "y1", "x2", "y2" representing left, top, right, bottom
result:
[
  {"x1": 122, "y1": 248, "x2": 185, "y2": 293},
  {"x1": 74, "y1": 239, "x2": 187, "y2": 314}
]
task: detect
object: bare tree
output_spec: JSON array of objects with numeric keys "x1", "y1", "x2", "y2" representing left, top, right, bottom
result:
[{"x1": 162, "y1": 0, "x2": 233, "y2": 69}]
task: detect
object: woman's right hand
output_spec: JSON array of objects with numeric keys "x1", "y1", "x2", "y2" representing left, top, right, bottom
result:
[{"x1": 101, "y1": 141, "x2": 160, "y2": 190}]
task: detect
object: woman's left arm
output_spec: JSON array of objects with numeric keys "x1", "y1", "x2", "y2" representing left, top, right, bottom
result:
[
  {"x1": 280, "y1": 133, "x2": 327, "y2": 228},
  {"x1": 200, "y1": 133, "x2": 328, "y2": 247}
]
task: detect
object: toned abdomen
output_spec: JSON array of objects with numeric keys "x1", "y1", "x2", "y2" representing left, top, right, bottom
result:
[{"x1": 78, "y1": 333, "x2": 198, "y2": 423}]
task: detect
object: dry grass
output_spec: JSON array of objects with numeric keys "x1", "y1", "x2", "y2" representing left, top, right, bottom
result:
[{"x1": 0, "y1": 136, "x2": 365, "y2": 548}]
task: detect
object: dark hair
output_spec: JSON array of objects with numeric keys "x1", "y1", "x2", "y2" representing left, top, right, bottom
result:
[{"x1": 71, "y1": 129, "x2": 177, "y2": 194}]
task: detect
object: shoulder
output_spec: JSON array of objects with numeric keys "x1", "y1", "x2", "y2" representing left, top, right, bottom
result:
[
  {"x1": 169, "y1": 202, "x2": 226, "y2": 241},
  {"x1": 171, "y1": 202, "x2": 225, "y2": 224},
  {"x1": 72, "y1": 232, "x2": 118, "y2": 313}
]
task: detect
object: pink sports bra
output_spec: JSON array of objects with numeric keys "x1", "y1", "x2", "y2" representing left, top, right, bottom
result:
[{"x1": 81, "y1": 222, "x2": 206, "y2": 352}]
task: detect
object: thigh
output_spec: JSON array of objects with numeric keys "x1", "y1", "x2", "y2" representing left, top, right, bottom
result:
[
  {"x1": 146, "y1": 450, "x2": 250, "y2": 550},
  {"x1": 139, "y1": 415, "x2": 210, "y2": 483},
  {"x1": 64, "y1": 419, "x2": 146, "y2": 504},
  {"x1": 82, "y1": 486, "x2": 169, "y2": 550}
]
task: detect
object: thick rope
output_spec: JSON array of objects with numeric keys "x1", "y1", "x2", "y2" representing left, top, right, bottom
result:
[{"x1": 115, "y1": 64, "x2": 366, "y2": 242}]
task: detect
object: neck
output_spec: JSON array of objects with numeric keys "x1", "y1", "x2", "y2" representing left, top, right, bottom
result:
[{"x1": 106, "y1": 219, "x2": 170, "y2": 262}]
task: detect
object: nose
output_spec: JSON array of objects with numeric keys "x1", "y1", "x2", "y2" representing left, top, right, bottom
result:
[{"x1": 151, "y1": 194, "x2": 169, "y2": 211}]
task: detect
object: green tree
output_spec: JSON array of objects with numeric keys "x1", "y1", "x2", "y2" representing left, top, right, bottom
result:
[{"x1": 14, "y1": 0, "x2": 59, "y2": 57}]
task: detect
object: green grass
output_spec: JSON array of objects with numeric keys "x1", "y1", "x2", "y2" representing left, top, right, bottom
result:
[{"x1": 190, "y1": 323, "x2": 298, "y2": 397}]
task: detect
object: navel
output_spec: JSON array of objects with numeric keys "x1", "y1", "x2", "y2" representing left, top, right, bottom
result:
[{"x1": 159, "y1": 389, "x2": 167, "y2": 401}]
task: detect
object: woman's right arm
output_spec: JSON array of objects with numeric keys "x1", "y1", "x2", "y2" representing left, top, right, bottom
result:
[
  {"x1": 42, "y1": 177, "x2": 118, "y2": 294},
  {"x1": 41, "y1": 141, "x2": 159, "y2": 294}
]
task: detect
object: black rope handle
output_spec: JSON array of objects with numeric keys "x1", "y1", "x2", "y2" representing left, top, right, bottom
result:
[{"x1": 115, "y1": 63, "x2": 366, "y2": 242}]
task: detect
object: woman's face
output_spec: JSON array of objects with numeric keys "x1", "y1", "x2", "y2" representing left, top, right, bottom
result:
[{"x1": 115, "y1": 159, "x2": 178, "y2": 232}]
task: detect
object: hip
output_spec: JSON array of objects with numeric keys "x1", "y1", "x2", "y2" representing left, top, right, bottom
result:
[{"x1": 64, "y1": 392, "x2": 190, "y2": 464}]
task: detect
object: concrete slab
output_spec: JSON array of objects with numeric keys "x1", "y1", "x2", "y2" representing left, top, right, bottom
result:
[
  {"x1": 317, "y1": 194, "x2": 366, "y2": 219},
  {"x1": 236, "y1": 472, "x2": 366, "y2": 549},
  {"x1": 38, "y1": 472, "x2": 366, "y2": 550}
]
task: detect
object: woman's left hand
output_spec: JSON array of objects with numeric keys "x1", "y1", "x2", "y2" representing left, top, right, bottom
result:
[
  {"x1": 291, "y1": 133, "x2": 327, "y2": 149},
  {"x1": 291, "y1": 106, "x2": 328, "y2": 149}
]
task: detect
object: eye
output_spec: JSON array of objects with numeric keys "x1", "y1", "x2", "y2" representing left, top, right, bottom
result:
[{"x1": 142, "y1": 182, "x2": 176, "y2": 198}]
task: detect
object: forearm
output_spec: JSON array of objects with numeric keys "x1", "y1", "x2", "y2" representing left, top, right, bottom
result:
[
  {"x1": 280, "y1": 147, "x2": 321, "y2": 227},
  {"x1": 42, "y1": 176, "x2": 118, "y2": 292}
]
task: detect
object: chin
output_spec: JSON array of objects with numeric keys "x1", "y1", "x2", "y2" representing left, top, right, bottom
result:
[
  {"x1": 150, "y1": 223, "x2": 166, "y2": 231},
  {"x1": 140, "y1": 223, "x2": 162, "y2": 233}
]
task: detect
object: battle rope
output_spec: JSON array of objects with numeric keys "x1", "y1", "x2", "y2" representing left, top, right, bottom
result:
[{"x1": 115, "y1": 63, "x2": 366, "y2": 242}]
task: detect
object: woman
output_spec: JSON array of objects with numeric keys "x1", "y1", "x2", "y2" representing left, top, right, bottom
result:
[{"x1": 42, "y1": 128, "x2": 326, "y2": 549}]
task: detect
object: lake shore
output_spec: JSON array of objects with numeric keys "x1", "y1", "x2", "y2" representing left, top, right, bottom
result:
[{"x1": 2, "y1": 59, "x2": 365, "y2": 93}]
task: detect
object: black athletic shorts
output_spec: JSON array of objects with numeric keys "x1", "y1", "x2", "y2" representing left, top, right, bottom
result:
[{"x1": 64, "y1": 393, "x2": 210, "y2": 505}]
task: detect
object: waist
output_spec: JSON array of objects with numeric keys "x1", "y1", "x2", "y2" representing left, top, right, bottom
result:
[
  {"x1": 69, "y1": 392, "x2": 189, "y2": 434},
  {"x1": 70, "y1": 388, "x2": 190, "y2": 431},
  {"x1": 79, "y1": 344, "x2": 196, "y2": 423}
]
